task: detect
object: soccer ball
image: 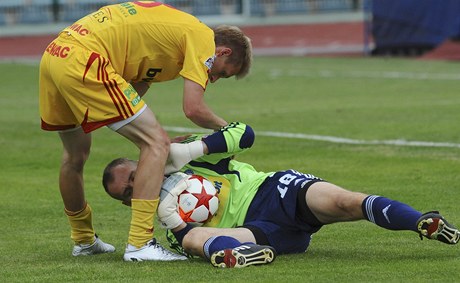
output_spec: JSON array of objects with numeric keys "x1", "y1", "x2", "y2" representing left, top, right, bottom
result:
[{"x1": 178, "y1": 175, "x2": 219, "y2": 224}]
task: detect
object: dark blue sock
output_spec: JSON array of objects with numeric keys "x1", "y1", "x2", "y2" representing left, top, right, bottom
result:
[
  {"x1": 203, "y1": 236, "x2": 245, "y2": 260},
  {"x1": 362, "y1": 195, "x2": 422, "y2": 232},
  {"x1": 172, "y1": 223, "x2": 193, "y2": 245}
]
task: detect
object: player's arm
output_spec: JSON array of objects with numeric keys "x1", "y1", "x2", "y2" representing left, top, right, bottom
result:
[
  {"x1": 164, "y1": 122, "x2": 254, "y2": 173},
  {"x1": 171, "y1": 121, "x2": 255, "y2": 161},
  {"x1": 183, "y1": 78, "x2": 227, "y2": 130},
  {"x1": 201, "y1": 122, "x2": 254, "y2": 158}
]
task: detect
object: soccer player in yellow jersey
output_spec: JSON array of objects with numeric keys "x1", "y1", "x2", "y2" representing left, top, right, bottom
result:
[{"x1": 39, "y1": 1, "x2": 252, "y2": 261}]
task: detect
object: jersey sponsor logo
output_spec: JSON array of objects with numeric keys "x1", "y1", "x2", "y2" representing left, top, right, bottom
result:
[
  {"x1": 123, "y1": 84, "x2": 141, "y2": 107},
  {"x1": 119, "y1": 2, "x2": 138, "y2": 16},
  {"x1": 69, "y1": 23, "x2": 89, "y2": 36},
  {"x1": 45, "y1": 42, "x2": 71, "y2": 58},
  {"x1": 142, "y1": 68, "x2": 162, "y2": 82},
  {"x1": 204, "y1": 55, "x2": 215, "y2": 70}
]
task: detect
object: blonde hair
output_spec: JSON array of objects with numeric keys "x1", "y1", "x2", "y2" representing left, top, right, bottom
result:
[{"x1": 213, "y1": 25, "x2": 253, "y2": 79}]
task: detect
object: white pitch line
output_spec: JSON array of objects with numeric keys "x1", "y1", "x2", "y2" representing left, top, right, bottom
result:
[{"x1": 163, "y1": 126, "x2": 460, "y2": 149}]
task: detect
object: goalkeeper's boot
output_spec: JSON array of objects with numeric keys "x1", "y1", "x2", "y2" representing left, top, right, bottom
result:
[
  {"x1": 210, "y1": 243, "x2": 276, "y2": 268},
  {"x1": 417, "y1": 211, "x2": 460, "y2": 245},
  {"x1": 72, "y1": 235, "x2": 115, "y2": 256},
  {"x1": 123, "y1": 238, "x2": 188, "y2": 262}
]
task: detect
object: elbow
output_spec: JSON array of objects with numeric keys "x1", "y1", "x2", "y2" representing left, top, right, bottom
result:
[
  {"x1": 183, "y1": 108, "x2": 195, "y2": 120},
  {"x1": 183, "y1": 107, "x2": 202, "y2": 123}
]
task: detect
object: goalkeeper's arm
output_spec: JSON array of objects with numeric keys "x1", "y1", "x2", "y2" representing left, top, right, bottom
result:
[
  {"x1": 164, "y1": 122, "x2": 254, "y2": 173},
  {"x1": 201, "y1": 122, "x2": 255, "y2": 157}
]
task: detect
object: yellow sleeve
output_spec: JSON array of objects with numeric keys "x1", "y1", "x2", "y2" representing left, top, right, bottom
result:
[{"x1": 179, "y1": 29, "x2": 215, "y2": 90}]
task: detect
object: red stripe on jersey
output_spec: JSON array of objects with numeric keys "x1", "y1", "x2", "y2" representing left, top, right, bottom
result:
[
  {"x1": 81, "y1": 110, "x2": 123, "y2": 133},
  {"x1": 83, "y1": 52, "x2": 100, "y2": 82},
  {"x1": 133, "y1": 1, "x2": 163, "y2": 8},
  {"x1": 111, "y1": 78, "x2": 135, "y2": 116},
  {"x1": 109, "y1": 79, "x2": 127, "y2": 117},
  {"x1": 101, "y1": 58, "x2": 127, "y2": 118},
  {"x1": 96, "y1": 54, "x2": 101, "y2": 81},
  {"x1": 101, "y1": 59, "x2": 134, "y2": 118}
]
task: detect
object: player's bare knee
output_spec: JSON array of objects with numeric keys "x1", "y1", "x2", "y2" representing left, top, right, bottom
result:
[
  {"x1": 336, "y1": 191, "x2": 367, "y2": 219},
  {"x1": 181, "y1": 229, "x2": 196, "y2": 248},
  {"x1": 307, "y1": 183, "x2": 366, "y2": 221},
  {"x1": 184, "y1": 227, "x2": 210, "y2": 241},
  {"x1": 61, "y1": 150, "x2": 90, "y2": 171},
  {"x1": 182, "y1": 228, "x2": 209, "y2": 254}
]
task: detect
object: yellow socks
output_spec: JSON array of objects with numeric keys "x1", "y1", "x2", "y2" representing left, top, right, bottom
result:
[
  {"x1": 66, "y1": 199, "x2": 159, "y2": 248},
  {"x1": 128, "y1": 198, "x2": 159, "y2": 248},
  {"x1": 65, "y1": 203, "x2": 95, "y2": 245}
]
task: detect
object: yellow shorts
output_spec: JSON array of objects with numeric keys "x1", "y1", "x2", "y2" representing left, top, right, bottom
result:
[{"x1": 39, "y1": 33, "x2": 145, "y2": 133}]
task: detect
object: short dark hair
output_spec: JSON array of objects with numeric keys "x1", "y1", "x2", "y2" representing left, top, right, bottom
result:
[{"x1": 102, "y1": 157, "x2": 131, "y2": 193}]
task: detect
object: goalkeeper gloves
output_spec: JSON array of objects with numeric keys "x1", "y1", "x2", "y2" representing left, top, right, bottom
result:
[{"x1": 157, "y1": 172, "x2": 189, "y2": 229}]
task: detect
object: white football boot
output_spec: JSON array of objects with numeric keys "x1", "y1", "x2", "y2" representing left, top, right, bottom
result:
[
  {"x1": 123, "y1": 238, "x2": 188, "y2": 262},
  {"x1": 72, "y1": 235, "x2": 115, "y2": 256}
]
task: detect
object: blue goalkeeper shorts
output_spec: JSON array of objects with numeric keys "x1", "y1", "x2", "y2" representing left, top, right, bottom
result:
[{"x1": 243, "y1": 170, "x2": 324, "y2": 254}]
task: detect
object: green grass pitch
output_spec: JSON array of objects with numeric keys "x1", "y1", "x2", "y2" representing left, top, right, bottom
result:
[{"x1": 1, "y1": 56, "x2": 459, "y2": 282}]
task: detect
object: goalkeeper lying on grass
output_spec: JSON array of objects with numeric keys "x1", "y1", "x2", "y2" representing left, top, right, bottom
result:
[{"x1": 102, "y1": 122, "x2": 460, "y2": 268}]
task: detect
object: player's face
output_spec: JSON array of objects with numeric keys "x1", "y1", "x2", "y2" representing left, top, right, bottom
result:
[
  {"x1": 208, "y1": 50, "x2": 241, "y2": 83},
  {"x1": 107, "y1": 162, "x2": 137, "y2": 206}
]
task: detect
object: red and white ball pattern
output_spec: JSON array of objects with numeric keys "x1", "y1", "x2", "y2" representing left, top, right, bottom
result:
[{"x1": 178, "y1": 175, "x2": 219, "y2": 224}]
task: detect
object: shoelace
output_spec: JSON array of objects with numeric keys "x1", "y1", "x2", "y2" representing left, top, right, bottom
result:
[
  {"x1": 151, "y1": 242, "x2": 177, "y2": 257},
  {"x1": 153, "y1": 243, "x2": 168, "y2": 254}
]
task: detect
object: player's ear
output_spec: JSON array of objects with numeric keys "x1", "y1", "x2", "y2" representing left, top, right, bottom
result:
[{"x1": 217, "y1": 47, "x2": 232, "y2": 57}]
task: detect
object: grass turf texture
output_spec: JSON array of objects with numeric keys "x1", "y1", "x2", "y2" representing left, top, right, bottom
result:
[{"x1": 1, "y1": 57, "x2": 459, "y2": 282}]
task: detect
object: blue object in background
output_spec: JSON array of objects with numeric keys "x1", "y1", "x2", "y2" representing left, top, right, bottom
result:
[{"x1": 372, "y1": 0, "x2": 460, "y2": 54}]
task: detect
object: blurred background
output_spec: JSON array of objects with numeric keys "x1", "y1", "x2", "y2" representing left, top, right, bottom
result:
[{"x1": 1, "y1": 0, "x2": 459, "y2": 60}]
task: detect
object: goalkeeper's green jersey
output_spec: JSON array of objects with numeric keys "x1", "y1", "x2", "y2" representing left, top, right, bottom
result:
[{"x1": 179, "y1": 123, "x2": 272, "y2": 228}]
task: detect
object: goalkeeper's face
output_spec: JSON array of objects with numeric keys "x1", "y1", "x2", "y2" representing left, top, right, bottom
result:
[
  {"x1": 106, "y1": 162, "x2": 137, "y2": 207},
  {"x1": 106, "y1": 161, "x2": 168, "y2": 206}
]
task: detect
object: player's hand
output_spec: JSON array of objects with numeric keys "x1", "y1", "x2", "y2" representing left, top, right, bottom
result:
[
  {"x1": 164, "y1": 141, "x2": 204, "y2": 174},
  {"x1": 161, "y1": 172, "x2": 189, "y2": 195},
  {"x1": 157, "y1": 173, "x2": 189, "y2": 229}
]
